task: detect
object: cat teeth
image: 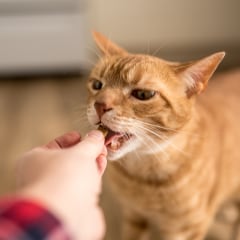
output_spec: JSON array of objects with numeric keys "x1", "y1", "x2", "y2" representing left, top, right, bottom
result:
[{"x1": 110, "y1": 139, "x2": 121, "y2": 150}]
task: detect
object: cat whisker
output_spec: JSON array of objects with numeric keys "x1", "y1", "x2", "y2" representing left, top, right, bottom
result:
[
  {"x1": 134, "y1": 124, "x2": 188, "y2": 157},
  {"x1": 133, "y1": 118, "x2": 184, "y2": 132},
  {"x1": 72, "y1": 104, "x2": 88, "y2": 114},
  {"x1": 84, "y1": 59, "x2": 97, "y2": 68},
  {"x1": 131, "y1": 118, "x2": 201, "y2": 139},
  {"x1": 105, "y1": 117, "x2": 188, "y2": 156},
  {"x1": 86, "y1": 45, "x2": 102, "y2": 61},
  {"x1": 145, "y1": 39, "x2": 151, "y2": 55},
  {"x1": 72, "y1": 104, "x2": 94, "y2": 132},
  {"x1": 74, "y1": 108, "x2": 87, "y2": 116},
  {"x1": 89, "y1": 115, "x2": 187, "y2": 157},
  {"x1": 132, "y1": 126, "x2": 170, "y2": 159},
  {"x1": 119, "y1": 117, "x2": 179, "y2": 133}
]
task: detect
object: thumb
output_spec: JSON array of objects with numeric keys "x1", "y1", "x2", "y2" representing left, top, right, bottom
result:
[{"x1": 75, "y1": 130, "x2": 105, "y2": 158}]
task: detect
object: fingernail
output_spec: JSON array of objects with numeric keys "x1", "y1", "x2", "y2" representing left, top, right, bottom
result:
[{"x1": 87, "y1": 130, "x2": 104, "y2": 140}]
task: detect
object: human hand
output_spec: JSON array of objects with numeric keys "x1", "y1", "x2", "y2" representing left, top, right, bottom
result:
[{"x1": 16, "y1": 130, "x2": 107, "y2": 240}]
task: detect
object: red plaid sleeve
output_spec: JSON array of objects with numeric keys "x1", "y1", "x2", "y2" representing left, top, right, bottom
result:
[{"x1": 0, "y1": 198, "x2": 72, "y2": 240}]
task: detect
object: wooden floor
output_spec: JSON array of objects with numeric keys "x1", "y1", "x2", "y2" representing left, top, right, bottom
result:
[
  {"x1": 0, "y1": 72, "x2": 239, "y2": 240},
  {"x1": 0, "y1": 76, "x2": 122, "y2": 240},
  {"x1": 0, "y1": 77, "x2": 87, "y2": 191}
]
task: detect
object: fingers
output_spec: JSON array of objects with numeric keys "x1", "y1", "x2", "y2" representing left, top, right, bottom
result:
[
  {"x1": 45, "y1": 131, "x2": 81, "y2": 149},
  {"x1": 96, "y1": 146, "x2": 107, "y2": 175},
  {"x1": 44, "y1": 130, "x2": 108, "y2": 175},
  {"x1": 79, "y1": 130, "x2": 105, "y2": 155},
  {"x1": 74, "y1": 130, "x2": 108, "y2": 173}
]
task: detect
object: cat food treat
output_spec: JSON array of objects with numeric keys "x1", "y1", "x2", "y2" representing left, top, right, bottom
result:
[{"x1": 98, "y1": 125, "x2": 108, "y2": 138}]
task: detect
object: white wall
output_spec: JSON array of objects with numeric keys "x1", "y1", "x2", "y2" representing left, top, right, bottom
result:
[
  {"x1": 0, "y1": 0, "x2": 239, "y2": 73},
  {"x1": 87, "y1": 0, "x2": 240, "y2": 49}
]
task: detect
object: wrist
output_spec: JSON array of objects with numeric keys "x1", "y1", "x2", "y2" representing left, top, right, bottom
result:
[
  {"x1": 18, "y1": 182, "x2": 105, "y2": 240},
  {"x1": 17, "y1": 183, "x2": 84, "y2": 239},
  {"x1": 0, "y1": 197, "x2": 71, "y2": 240}
]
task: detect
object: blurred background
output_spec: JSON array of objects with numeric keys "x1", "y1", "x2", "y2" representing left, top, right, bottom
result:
[
  {"x1": 0, "y1": 0, "x2": 240, "y2": 239},
  {"x1": 0, "y1": 0, "x2": 240, "y2": 75}
]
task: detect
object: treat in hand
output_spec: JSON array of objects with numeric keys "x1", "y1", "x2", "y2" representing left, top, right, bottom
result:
[{"x1": 98, "y1": 125, "x2": 108, "y2": 138}]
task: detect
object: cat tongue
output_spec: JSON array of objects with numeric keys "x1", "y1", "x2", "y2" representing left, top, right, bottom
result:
[{"x1": 105, "y1": 129, "x2": 123, "y2": 146}]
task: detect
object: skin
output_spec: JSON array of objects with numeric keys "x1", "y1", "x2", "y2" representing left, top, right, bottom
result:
[{"x1": 15, "y1": 130, "x2": 107, "y2": 240}]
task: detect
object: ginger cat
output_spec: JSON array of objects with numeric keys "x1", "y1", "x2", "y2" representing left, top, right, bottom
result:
[{"x1": 86, "y1": 32, "x2": 240, "y2": 240}]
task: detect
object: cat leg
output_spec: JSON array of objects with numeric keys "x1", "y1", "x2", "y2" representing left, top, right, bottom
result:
[{"x1": 121, "y1": 209, "x2": 150, "y2": 240}]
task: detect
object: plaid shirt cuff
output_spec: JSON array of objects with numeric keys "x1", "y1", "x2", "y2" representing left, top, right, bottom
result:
[{"x1": 0, "y1": 198, "x2": 71, "y2": 240}]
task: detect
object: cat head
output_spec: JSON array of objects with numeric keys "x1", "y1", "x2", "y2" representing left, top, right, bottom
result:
[{"x1": 87, "y1": 31, "x2": 225, "y2": 160}]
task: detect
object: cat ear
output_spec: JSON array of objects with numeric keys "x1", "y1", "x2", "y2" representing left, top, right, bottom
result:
[
  {"x1": 92, "y1": 31, "x2": 127, "y2": 56},
  {"x1": 174, "y1": 52, "x2": 225, "y2": 98}
]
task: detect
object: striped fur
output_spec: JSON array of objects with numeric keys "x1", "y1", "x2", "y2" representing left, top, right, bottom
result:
[{"x1": 87, "y1": 32, "x2": 240, "y2": 240}]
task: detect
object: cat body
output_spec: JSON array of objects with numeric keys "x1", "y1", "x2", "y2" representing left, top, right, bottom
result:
[
  {"x1": 87, "y1": 32, "x2": 240, "y2": 240},
  {"x1": 107, "y1": 72, "x2": 240, "y2": 240}
]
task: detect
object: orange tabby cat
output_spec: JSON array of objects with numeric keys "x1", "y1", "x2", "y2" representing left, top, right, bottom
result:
[{"x1": 86, "y1": 31, "x2": 240, "y2": 240}]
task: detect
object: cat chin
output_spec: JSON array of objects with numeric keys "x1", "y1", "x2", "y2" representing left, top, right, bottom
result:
[
  {"x1": 107, "y1": 152, "x2": 124, "y2": 161},
  {"x1": 106, "y1": 147, "x2": 131, "y2": 161},
  {"x1": 107, "y1": 150, "x2": 131, "y2": 161},
  {"x1": 107, "y1": 139, "x2": 141, "y2": 161}
]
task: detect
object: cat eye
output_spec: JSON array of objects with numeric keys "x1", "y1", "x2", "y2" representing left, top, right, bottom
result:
[
  {"x1": 92, "y1": 79, "x2": 103, "y2": 90},
  {"x1": 131, "y1": 89, "x2": 156, "y2": 100}
]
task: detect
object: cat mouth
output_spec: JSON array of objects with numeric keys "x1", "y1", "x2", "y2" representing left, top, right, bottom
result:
[{"x1": 98, "y1": 124, "x2": 133, "y2": 152}]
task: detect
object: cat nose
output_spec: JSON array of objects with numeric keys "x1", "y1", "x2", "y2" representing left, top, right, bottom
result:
[{"x1": 94, "y1": 102, "x2": 113, "y2": 119}]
